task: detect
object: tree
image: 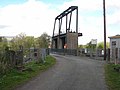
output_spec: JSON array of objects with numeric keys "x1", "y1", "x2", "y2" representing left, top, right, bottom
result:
[
  {"x1": 0, "y1": 37, "x2": 8, "y2": 50},
  {"x1": 85, "y1": 41, "x2": 96, "y2": 50},
  {"x1": 36, "y1": 33, "x2": 51, "y2": 48},
  {"x1": 85, "y1": 42, "x2": 91, "y2": 49},
  {"x1": 97, "y1": 42, "x2": 104, "y2": 49},
  {"x1": 9, "y1": 32, "x2": 51, "y2": 49},
  {"x1": 78, "y1": 45, "x2": 84, "y2": 48},
  {"x1": 10, "y1": 33, "x2": 26, "y2": 50},
  {"x1": 24, "y1": 36, "x2": 34, "y2": 49},
  {"x1": 97, "y1": 42, "x2": 110, "y2": 49}
]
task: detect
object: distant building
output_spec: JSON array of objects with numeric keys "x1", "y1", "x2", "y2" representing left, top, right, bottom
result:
[{"x1": 108, "y1": 34, "x2": 120, "y2": 62}]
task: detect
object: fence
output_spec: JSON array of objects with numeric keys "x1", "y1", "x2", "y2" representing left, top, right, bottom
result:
[
  {"x1": 78, "y1": 48, "x2": 104, "y2": 58},
  {"x1": 51, "y1": 48, "x2": 120, "y2": 64},
  {"x1": 51, "y1": 49, "x2": 77, "y2": 56},
  {"x1": 110, "y1": 48, "x2": 120, "y2": 64},
  {"x1": 23, "y1": 48, "x2": 49, "y2": 63},
  {"x1": 78, "y1": 48, "x2": 120, "y2": 63},
  {"x1": 0, "y1": 49, "x2": 20, "y2": 75},
  {"x1": 51, "y1": 48, "x2": 103, "y2": 58},
  {"x1": 0, "y1": 47, "x2": 49, "y2": 76}
]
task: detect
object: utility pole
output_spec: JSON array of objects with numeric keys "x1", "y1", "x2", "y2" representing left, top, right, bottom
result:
[{"x1": 103, "y1": 0, "x2": 106, "y2": 60}]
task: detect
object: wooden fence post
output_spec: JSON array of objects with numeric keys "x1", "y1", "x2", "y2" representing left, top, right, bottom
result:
[
  {"x1": 107, "y1": 48, "x2": 110, "y2": 62},
  {"x1": 115, "y1": 48, "x2": 118, "y2": 65}
]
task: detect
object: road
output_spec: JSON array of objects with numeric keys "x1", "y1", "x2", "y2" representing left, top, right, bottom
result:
[{"x1": 16, "y1": 54, "x2": 108, "y2": 90}]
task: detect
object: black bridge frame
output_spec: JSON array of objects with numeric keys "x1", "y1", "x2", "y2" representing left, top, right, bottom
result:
[{"x1": 53, "y1": 6, "x2": 80, "y2": 37}]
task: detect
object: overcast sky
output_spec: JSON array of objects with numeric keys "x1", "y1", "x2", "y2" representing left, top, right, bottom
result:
[{"x1": 0, "y1": 0, "x2": 120, "y2": 44}]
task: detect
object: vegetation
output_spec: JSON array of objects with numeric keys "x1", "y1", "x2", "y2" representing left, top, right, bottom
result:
[
  {"x1": 0, "y1": 32, "x2": 53, "y2": 90},
  {"x1": 105, "y1": 64, "x2": 120, "y2": 90},
  {"x1": 0, "y1": 32, "x2": 51, "y2": 76},
  {"x1": 0, "y1": 37, "x2": 8, "y2": 50},
  {"x1": 0, "y1": 55, "x2": 56, "y2": 90},
  {"x1": 86, "y1": 41, "x2": 96, "y2": 50},
  {"x1": 78, "y1": 45, "x2": 85, "y2": 48},
  {"x1": 9, "y1": 32, "x2": 50, "y2": 50},
  {"x1": 36, "y1": 33, "x2": 51, "y2": 48},
  {"x1": 0, "y1": 47, "x2": 12, "y2": 76},
  {"x1": 78, "y1": 41, "x2": 110, "y2": 49},
  {"x1": 97, "y1": 42, "x2": 109, "y2": 49}
]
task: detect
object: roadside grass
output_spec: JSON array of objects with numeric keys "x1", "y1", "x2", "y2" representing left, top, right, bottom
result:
[
  {"x1": 105, "y1": 64, "x2": 120, "y2": 90},
  {"x1": 0, "y1": 55, "x2": 56, "y2": 90}
]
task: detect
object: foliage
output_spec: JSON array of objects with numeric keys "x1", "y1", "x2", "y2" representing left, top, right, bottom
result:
[
  {"x1": 9, "y1": 32, "x2": 50, "y2": 50},
  {"x1": 105, "y1": 64, "x2": 120, "y2": 90},
  {"x1": 97, "y1": 42, "x2": 109, "y2": 49},
  {"x1": 0, "y1": 38, "x2": 9, "y2": 76},
  {"x1": 0, "y1": 37, "x2": 8, "y2": 50},
  {"x1": 106, "y1": 42, "x2": 110, "y2": 49},
  {"x1": 24, "y1": 36, "x2": 35, "y2": 48},
  {"x1": 0, "y1": 32, "x2": 51, "y2": 77},
  {"x1": 10, "y1": 33, "x2": 27, "y2": 50},
  {"x1": 85, "y1": 41, "x2": 96, "y2": 52},
  {"x1": 36, "y1": 33, "x2": 51, "y2": 48},
  {"x1": 78, "y1": 45, "x2": 84, "y2": 48},
  {"x1": 97, "y1": 42, "x2": 104, "y2": 49},
  {"x1": 0, "y1": 47, "x2": 14, "y2": 76},
  {"x1": 82, "y1": 41, "x2": 110, "y2": 50},
  {"x1": 0, "y1": 55, "x2": 56, "y2": 90},
  {"x1": 8, "y1": 32, "x2": 50, "y2": 57}
]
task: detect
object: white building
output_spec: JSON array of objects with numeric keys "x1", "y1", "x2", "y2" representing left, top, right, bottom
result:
[{"x1": 109, "y1": 35, "x2": 120, "y2": 63}]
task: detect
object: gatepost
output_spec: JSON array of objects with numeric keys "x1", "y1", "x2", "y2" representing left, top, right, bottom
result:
[{"x1": 41, "y1": 48, "x2": 46, "y2": 63}]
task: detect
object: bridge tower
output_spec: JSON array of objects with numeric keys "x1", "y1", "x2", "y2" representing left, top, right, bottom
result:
[{"x1": 52, "y1": 6, "x2": 82, "y2": 50}]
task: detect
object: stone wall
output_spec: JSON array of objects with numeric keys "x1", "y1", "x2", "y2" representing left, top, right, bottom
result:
[{"x1": 67, "y1": 32, "x2": 78, "y2": 49}]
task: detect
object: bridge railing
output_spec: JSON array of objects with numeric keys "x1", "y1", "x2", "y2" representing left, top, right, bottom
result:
[{"x1": 51, "y1": 49, "x2": 77, "y2": 56}]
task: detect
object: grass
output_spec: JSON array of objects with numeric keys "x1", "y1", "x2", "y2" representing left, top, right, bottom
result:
[
  {"x1": 105, "y1": 64, "x2": 120, "y2": 90},
  {"x1": 0, "y1": 55, "x2": 56, "y2": 90}
]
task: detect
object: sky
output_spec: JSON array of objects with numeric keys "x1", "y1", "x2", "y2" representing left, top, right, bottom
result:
[{"x1": 0, "y1": 0, "x2": 120, "y2": 45}]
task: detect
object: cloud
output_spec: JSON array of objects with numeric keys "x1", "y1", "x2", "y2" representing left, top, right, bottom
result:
[
  {"x1": 0, "y1": 0, "x2": 58, "y2": 36},
  {"x1": 0, "y1": 25, "x2": 9, "y2": 29},
  {"x1": 0, "y1": 0, "x2": 120, "y2": 44},
  {"x1": 106, "y1": 0, "x2": 120, "y2": 8},
  {"x1": 58, "y1": 0, "x2": 120, "y2": 44},
  {"x1": 58, "y1": 0, "x2": 102, "y2": 11},
  {"x1": 57, "y1": 0, "x2": 103, "y2": 44}
]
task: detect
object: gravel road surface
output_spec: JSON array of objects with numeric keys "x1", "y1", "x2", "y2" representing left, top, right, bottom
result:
[{"x1": 16, "y1": 54, "x2": 108, "y2": 90}]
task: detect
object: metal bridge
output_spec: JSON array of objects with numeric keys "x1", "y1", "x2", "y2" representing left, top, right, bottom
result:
[{"x1": 51, "y1": 6, "x2": 82, "y2": 55}]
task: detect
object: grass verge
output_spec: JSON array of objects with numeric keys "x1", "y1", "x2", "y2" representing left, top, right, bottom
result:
[
  {"x1": 0, "y1": 55, "x2": 56, "y2": 90},
  {"x1": 105, "y1": 64, "x2": 120, "y2": 90}
]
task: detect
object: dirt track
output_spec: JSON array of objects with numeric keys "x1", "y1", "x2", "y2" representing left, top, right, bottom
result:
[{"x1": 16, "y1": 54, "x2": 108, "y2": 90}]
